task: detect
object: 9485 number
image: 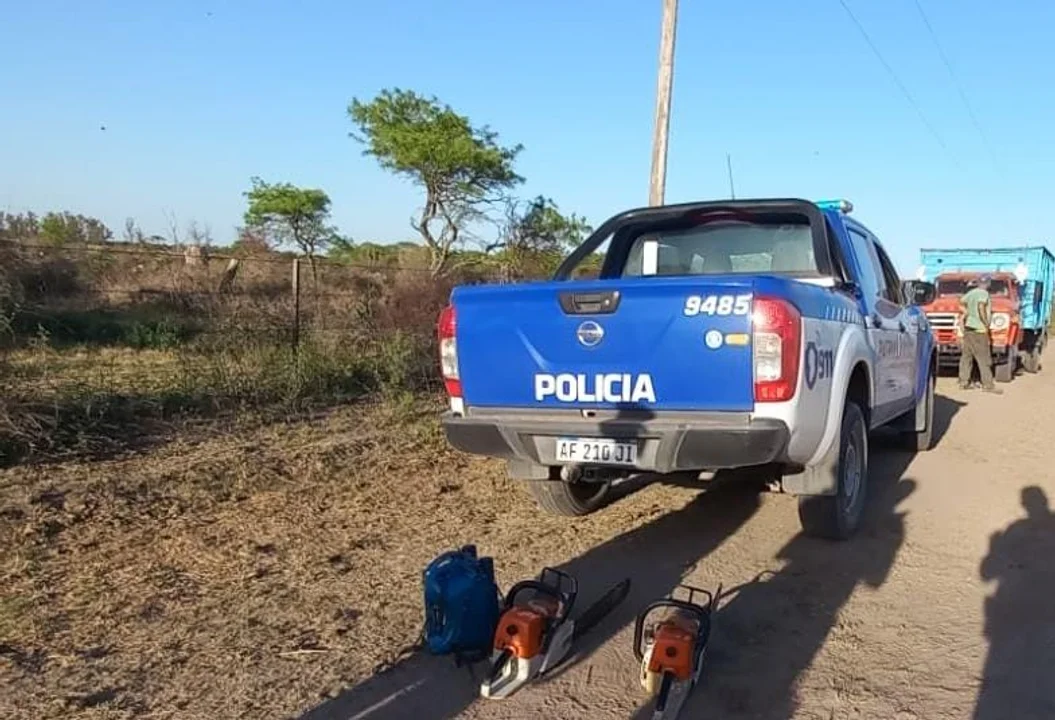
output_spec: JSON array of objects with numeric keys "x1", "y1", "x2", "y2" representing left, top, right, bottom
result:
[{"x1": 683, "y1": 293, "x2": 752, "y2": 317}]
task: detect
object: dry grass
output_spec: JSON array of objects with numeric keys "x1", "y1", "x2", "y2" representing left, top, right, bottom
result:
[
  {"x1": 1, "y1": 241, "x2": 460, "y2": 349},
  {"x1": 0, "y1": 241, "x2": 636, "y2": 718},
  {"x1": 0, "y1": 392, "x2": 701, "y2": 719},
  {"x1": 0, "y1": 398, "x2": 451, "y2": 718},
  {"x1": 0, "y1": 331, "x2": 437, "y2": 464},
  {"x1": 2, "y1": 399, "x2": 415, "y2": 715},
  {"x1": 0, "y1": 241, "x2": 451, "y2": 464}
]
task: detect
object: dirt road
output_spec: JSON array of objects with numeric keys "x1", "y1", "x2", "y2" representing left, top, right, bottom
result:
[
  {"x1": 319, "y1": 372, "x2": 1055, "y2": 720},
  {"x1": 5, "y1": 374, "x2": 1054, "y2": 719}
]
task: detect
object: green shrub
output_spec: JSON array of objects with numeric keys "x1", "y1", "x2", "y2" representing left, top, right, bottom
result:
[
  {"x1": 124, "y1": 319, "x2": 191, "y2": 350},
  {"x1": 365, "y1": 331, "x2": 434, "y2": 395},
  {"x1": 6, "y1": 309, "x2": 201, "y2": 349}
]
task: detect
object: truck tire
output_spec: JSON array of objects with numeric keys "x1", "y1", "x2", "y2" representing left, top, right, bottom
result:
[
  {"x1": 1023, "y1": 348, "x2": 1041, "y2": 374},
  {"x1": 995, "y1": 359, "x2": 1014, "y2": 383},
  {"x1": 525, "y1": 478, "x2": 611, "y2": 517},
  {"x1": 797, "y1": 400, "x2": 869, "y2": 541},
  {"x1": 995, "y1": 345, "x2": 1016, "y2": 383},
  {"x1": 903, "y1": 370, "x2": 935, "y2": 452}
]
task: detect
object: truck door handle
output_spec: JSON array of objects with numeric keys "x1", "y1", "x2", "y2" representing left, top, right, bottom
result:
[{"x1": 559, "y1": 290, "x2": 621, "y2": 315}]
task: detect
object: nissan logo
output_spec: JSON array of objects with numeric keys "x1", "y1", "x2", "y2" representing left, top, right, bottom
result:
[{"x1": 576, "y1": 321, "x2": 605, "y2": 347}]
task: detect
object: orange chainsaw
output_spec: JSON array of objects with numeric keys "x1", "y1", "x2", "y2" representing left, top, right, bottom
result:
[
  {"x1": 634, "y1": 583, "x2": 722, "y2": 719},
  {"x1": 480, "y1": 568, "x2": 630, "y2": 700}
]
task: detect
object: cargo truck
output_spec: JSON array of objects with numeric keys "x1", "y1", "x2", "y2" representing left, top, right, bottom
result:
[{"x1": 917, "y1": 246, "x2": 1055, "y2": 382}]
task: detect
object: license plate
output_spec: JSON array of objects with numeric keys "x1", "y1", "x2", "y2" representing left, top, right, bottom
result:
[{"x1": 555, "y1": 438, "x2": 638, "y2": 466}]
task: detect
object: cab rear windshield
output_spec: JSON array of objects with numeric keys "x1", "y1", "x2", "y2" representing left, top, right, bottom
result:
[
  {"x1": 620, "y1": 219, "x2": 818, "y2": 277},
  {"x1": 937, "y1": 279, "x2": 1010, "y2": 296}
]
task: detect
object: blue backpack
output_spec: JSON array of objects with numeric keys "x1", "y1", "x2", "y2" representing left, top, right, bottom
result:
[{"x1": 422, "y1": 545, "x2": 501, "y2": 660}]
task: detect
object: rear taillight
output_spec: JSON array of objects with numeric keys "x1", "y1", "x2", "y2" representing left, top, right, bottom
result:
[
  {"x1": 437, "y1": 304, "x2": 462, "y2": 398},
  {"x1": 752, "y1": 296, "x2": 802, "y2": 402}
]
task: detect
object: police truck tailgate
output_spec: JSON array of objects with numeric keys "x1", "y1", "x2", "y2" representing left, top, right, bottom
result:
[{"x1": 451, "y1": 276, "x2": 758, "y2": 413}]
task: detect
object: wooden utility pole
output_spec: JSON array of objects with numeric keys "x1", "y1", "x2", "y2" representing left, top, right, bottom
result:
[{"x1": 648, "y1": 0, "x2": 679, "y2": 207}]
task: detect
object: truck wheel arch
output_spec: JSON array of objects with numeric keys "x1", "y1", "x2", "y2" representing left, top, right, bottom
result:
[
  {"x1": 809, "y1": 328, "x2": 874, "y2": 466},
  {"x1": 846, "y1": 362, "x2": 871, "y2": 428},
  {"x1": 784, "y1": 329, "x2": 872, "y2": 497}
]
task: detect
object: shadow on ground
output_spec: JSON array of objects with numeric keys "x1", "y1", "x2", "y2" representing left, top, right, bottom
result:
[
  {"x1": 931, "y1": 392, "x2": 961, "y2": 446},
  {"x1": 298, "y1": 476, "x2": 762, "y2": 720},
  {"x1": 629, "y1": 394, "x2": 963, "y2": 718},
  {"x1": 301, "y1": 395, "x2": 963, "y2": 720},
  {"x1": 973, "y1": 485, "x2": 1055, "y2": 720}
]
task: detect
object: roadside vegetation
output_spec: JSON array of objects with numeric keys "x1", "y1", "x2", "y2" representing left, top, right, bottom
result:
[
  {"x1": 0, "y1": 88, "x2": 602, "y2": 466},
  {"x1": 0, "y1": 88, "x2": 599, "y2": 718}
]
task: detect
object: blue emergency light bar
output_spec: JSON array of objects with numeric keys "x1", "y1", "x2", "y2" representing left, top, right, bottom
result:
[{"x1": 816, "y1": 199, "x2": 854, "y2": 214}]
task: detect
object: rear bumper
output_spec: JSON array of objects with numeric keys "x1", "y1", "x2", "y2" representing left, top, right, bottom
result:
[{"x1": 441, "y1": 408, "x2": 790, "y2": 474}]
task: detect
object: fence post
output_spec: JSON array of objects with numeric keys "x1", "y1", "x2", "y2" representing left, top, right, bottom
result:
[{"x1": 292, "y1": 257, "x2": 301, "y2": 353}]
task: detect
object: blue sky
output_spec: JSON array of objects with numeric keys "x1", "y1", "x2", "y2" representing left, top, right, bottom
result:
[{"x1": 2, "y1": 0, "x2": 1053, "y2": 273}]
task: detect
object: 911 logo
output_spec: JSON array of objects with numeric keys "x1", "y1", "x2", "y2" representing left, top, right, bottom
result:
[{"x1": 804, "y1": 340, "x2": 834, "y2": 390}]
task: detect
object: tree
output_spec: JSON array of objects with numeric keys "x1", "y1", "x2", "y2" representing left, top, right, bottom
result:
[
  {"x1": 38, "y1": 212, "x2": 111, "y2": 246},
  {"x1": 123, "y1": 218, "x2": 147, "y2": 244},
  {"x1": 231, "y1": 226, "x2": 273, "y2": 256},
  {"x1": 348, "y1": 88, "x2": 524, "y2": 276},
  {"x1": 0, "y1": 212, "x2": 40, "y2": 241},
  {"x1": 488, "y1": 196, "x2": 592, "y2": 280},
  {"x1": 163, "y1": 209, "x2": 182, "y2": 247},
  {"x1": 184, "y1": 220, "x2": 213, "y2": 247},
  {"x1": 243, "y1": 177, "x2": 335, "y2": 280}
]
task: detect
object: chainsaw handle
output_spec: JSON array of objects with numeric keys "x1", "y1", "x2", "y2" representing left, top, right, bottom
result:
[
  {"x1": 538, "y1": 567, "x2": 578, "y2": 600},
  {"x1": 503, "y1": 579, "x2": 575, "y2": 621},
  {"x1": 632, "y1": 598, "x2": 712, "y2": 661},
  {"x1": 671, "y1": 584, "x2": 716, "y2": 610}
]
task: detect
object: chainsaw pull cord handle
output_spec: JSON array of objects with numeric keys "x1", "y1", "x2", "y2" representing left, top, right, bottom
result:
[{"x1": 632, "y1": 598, "x2": 711, "y2": 661}]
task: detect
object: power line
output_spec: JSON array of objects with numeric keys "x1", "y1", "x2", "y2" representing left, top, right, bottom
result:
[
  {"x1": 910, "y1": 0, "x2": 999, "y2": 169},
  {"x1": 835, "y1": 0, "x2": 958, "y2": 167}
]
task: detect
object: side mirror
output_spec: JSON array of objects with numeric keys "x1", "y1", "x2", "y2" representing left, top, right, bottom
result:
[
  {"x1": 902, "y1": 280, "x2": 936, "y2": 306},
  {"x1": 837, "y1": 280, "x2": 862, "y2": 300}
]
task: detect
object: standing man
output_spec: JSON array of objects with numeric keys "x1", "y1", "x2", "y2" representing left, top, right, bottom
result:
[{"x1": 959, "y1": 275, "x2": 1003, "y2": 394}]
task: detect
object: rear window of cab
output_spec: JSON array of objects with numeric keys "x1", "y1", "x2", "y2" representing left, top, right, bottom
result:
[{"x1": 621, "y1": 219, "x2": 818, "y2": 277}]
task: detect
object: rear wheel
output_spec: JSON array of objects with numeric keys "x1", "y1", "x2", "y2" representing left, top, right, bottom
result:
[
  {"x1": 525, "y1": 477, "x2": 611, "y2": 517},
  {"x1": 798, "y1": 400, "x2": 869, "y2": 541},
  {"x1": 1023, "y1": 332, "x2": 1045, "y2": 373},
  {"x1": 1023, "y1": 348, "x2": 1041, "y2": 374}
]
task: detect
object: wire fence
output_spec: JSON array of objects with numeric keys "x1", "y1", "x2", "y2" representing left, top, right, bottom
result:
[{"x1": 0, "y1": 241, "x2": 469, "y2": 354}]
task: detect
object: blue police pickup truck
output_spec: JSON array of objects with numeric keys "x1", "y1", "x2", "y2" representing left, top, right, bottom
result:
[{"x1": 437, "y1": 198, "x2": 938, "y2": 540}]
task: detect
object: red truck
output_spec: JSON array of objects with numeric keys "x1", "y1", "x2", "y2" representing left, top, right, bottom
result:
[
  {"x1": 918, "y1": 245, "x2": 1055, "y2": 383},
  {"x1": 920, "y1": 271, "x2": 1023, "y2": 382}
]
